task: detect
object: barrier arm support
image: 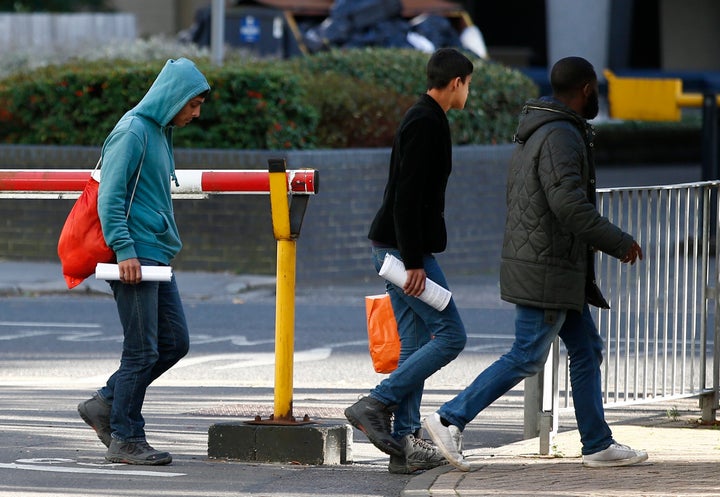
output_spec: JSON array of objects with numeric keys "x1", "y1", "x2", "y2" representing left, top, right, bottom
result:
[{"x1": 263, "y1": 158, "x2": 314, "y2": 425}]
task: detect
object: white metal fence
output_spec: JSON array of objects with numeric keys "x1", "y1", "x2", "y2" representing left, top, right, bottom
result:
[
  {"x1": 0, "y1": 13, "x2": 136, "y2": 51},
  {"x1": 527, "y1": 181, "x2": 720, "y2": 453}
]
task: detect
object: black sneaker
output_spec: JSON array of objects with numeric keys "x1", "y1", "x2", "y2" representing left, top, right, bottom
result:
[
  {"x1": 344, "y1": 397, "x2": 403, "y2": 456},
  {"x1": 388, "y1": 434, "x2": 448, "y2": 474},
  {"x1": 77, "y1": 394, "x2": 112, "y2": 448},
  {"x1": 106, "y1": 439, "x2": 172, "y2": 465}
]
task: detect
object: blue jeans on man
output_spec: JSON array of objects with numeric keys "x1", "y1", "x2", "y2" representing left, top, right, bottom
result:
[
  {"x1": 370, "y1": 247, "x2": 467, "y2": 439},
  {"x1": 97, "y1": 259, "x2": 190, "y2": 442},
  {"x1": 437, "y1": 303, "x2": 613, "y2": 455}
]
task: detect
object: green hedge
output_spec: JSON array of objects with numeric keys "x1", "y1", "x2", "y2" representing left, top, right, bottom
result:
[
  {"x1": 292, "y1": 48, "x2": 539, "y2": 145},
  {"x1": 0, "y1": 59, "x2": 319, "y2": 149},
  {"x1": 0, "y1": 49, "x2": 538, "y2": 149}
]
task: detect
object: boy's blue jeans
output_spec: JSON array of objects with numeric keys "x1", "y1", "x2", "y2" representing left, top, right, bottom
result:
[
  {"x1": 97, "y1": 260, "x2": 190, "y2": 442},
  {"x1": 370, "y1": 247, "x2": 467, "y2": 439},
  {"x1": 437, "y1": 304, "x2": 614, "y2": 455}
]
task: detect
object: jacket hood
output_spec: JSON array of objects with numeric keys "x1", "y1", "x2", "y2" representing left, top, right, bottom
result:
[
  {"x1": 131, "y1": 58, "x2": 210, "y2": 127},
  {"x1": 513, "y1": 97, "x2": 588, "y2": 144}
]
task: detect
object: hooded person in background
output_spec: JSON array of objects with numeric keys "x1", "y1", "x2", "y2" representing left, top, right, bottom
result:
[{"x1": 77, "y1": 58, "x2": 210, "y2": 465}]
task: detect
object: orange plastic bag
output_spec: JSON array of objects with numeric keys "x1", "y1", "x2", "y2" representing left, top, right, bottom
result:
[
  {"x1": 57, "y1": 177, "x2": 115, "y2": 289},
  {"x1": 365, "y1": 293, "x2": 400, "y2": 374}
]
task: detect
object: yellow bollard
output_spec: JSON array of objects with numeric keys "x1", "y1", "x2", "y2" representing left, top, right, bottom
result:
[
  {"x1": 604, "y1": 69, "x2": 720, "y2": 122},
  {"x1": 604, "y1": 69, "x2": 683, "y2": 121},
  {"x1": 273, "y1": 239, "x2": 296, "y2": 420},
  {"x1": 268, "y1": 159, "x2": 295, "y2": 421}
]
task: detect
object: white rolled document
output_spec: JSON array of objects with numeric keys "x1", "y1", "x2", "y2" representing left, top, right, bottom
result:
[
  {"x1": 95, "y1": 263, "x2": 173, "y2": 282},
  {"x1": 378, "y1": 253, "x2": 452, "y2": 311}
]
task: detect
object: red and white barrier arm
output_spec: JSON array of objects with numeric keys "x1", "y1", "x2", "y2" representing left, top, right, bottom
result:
[{"x1": 0, "y1": 169, "x2": 318, "y2": 199}]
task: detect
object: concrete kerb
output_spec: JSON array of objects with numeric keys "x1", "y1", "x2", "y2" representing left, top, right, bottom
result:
[
  {"x1": 0, "y1": 260, "x2": 277, "y2": 301},
  {"x1": 207, "y1": 420, "x2": 353, "y2": 465}
]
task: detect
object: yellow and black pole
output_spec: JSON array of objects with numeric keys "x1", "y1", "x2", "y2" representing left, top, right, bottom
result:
[
  {"x1": 266, "y1": 158, "x2": 315, "y2": 424},
  {"x1": 268, "y1": 158, "x2": 294, "y2": 421}
]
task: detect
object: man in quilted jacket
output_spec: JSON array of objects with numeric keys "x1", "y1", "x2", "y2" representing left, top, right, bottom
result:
[{"x1": 424, "y1": 56, "x2": 648, "y2": 471}]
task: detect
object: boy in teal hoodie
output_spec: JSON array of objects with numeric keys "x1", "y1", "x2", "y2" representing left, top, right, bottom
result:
[{"x1": 78, "y1": 58, "x2": 210, "y2": 465}]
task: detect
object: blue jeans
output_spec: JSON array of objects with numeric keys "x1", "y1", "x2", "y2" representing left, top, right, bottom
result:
[
  {"x1": 437, "y1": 304, "x2": 613, "y2": 455},
  {"x1": 97, "y1": 260, "x2": 190, "y2": 442},
  {"x1": 370, "y1": 247, "x2": 467, "y2": 439}
]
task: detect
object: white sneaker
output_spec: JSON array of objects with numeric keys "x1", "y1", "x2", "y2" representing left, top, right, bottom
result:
[
  {"x1": 422, "y1": 412, "x2": 470, "y2": 472},
  {"x1": 582, "y1": 442, "x2": 648, "y2": 468}
]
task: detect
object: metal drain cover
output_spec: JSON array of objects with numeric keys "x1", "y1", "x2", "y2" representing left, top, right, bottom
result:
[{"x1": 188, "y1": 403, "x2": 345, "y2": 419}]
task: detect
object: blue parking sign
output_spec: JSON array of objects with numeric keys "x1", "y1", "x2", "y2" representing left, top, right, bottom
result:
[{"x1": 239, "y1": 15, "x2": 260, "y2": 43}]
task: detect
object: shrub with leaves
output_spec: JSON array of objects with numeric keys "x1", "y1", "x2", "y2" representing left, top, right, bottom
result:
[
  {"x1": 293, "y1": 48, "x2": 539, "y2": 145},
  {"x1": 0, "y1": 58, "x2": 319, "y2": 149},
  {"x1": 0, "y1": 41, "x2": 538, "y2": 148},
  {"x1": 301, "y1": 72, "x2": 415, "y2": 148}
]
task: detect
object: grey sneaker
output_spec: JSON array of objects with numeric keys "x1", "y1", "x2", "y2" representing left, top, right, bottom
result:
[
  {"x1": 77, "y1": 394, "x2": 111, "y2": 448},
  {"x1": 582, "y1": 442, "x2": 648, "y2": 468},
  {"x1": 344, "y1": 397, "x2": 403, "y2": 456},
  {"x1": 423, "y1": 412, "x2": 470, "y2": 471},
  {"x1": 106, "y1": 439, "x2": 172, "y2": 466},
  {"x1": 388, "y1": 434, "x2": 448, "y2": 474}
]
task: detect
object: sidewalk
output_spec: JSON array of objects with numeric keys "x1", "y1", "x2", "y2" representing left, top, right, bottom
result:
[
  {"x1": 0, "y1": 259, "x2": 276, "y2": 301},
  {"x1": 405, "y1": 415, "x2": 720, "y2": 497},
  {"x1": 3, "y1": 260, "x2": 720, "y2": 497}
]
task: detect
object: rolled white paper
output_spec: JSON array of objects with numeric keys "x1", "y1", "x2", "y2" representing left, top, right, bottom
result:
[
  {"x1": 95, "y1": 263, "x2": 173, "y2": 282},
  {"x1": 378, "y1": 253, "x2": 452, "y2": 311}
]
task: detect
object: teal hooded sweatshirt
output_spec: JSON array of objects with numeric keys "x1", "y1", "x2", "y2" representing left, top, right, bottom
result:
[{"x1": 98, "y1": 58, "x2": 210, "y2": 264}]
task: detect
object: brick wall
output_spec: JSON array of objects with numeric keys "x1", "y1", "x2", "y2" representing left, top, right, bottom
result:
[{"x1": 0, "y1": 144, "x2": 512, "y2": 283}]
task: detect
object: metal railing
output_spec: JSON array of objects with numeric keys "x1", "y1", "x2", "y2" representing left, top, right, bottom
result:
[{"x1": 526, "y1": 181, "x2": 720, "y2": 453}]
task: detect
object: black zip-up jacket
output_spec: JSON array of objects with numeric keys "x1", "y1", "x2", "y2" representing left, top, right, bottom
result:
[
  {"x1": 368, "y1": 94, "x2": 451, "y2": 269},
  {"x1": 500, "y1": 97, "x2": 634, "y2": 312}
]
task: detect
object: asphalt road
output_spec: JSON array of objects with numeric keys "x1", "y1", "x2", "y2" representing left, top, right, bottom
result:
[{"x1": 0, "y1": 278, "x2": 525, "y2": 497}]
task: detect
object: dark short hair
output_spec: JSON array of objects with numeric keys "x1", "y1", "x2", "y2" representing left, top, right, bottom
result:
[
  {"x1": 550, "y1": 56, "x2": 596, "y2": 96},
  {"x1": 426, "y1": 48, "x2": 474, "y2": 90}
]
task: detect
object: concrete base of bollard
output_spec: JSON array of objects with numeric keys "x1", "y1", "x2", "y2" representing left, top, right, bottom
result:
[{"x1": 207, "y1": 421, "x2": 353, "y2": 465}]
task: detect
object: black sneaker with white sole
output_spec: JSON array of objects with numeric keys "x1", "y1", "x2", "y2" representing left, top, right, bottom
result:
[{"x1": 105, "y1": 439, "x2": 172, "y2": 466}]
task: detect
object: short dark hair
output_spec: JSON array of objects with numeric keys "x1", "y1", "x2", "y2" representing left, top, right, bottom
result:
[
  {"x1": 426, "y1": 48, "x2": 474, "y2": 91},
  {"x1": 550, "y1": 56, "x2": 596, "y2": 96}
]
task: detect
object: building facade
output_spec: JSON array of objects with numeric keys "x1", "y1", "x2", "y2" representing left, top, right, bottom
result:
[{"x1": 109, "y1": 0, "x2": 720, "y2": 74}]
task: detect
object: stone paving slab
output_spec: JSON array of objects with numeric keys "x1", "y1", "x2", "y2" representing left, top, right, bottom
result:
[{"x1": 405, "y1": 424, "x2": 720, "y2": 497}]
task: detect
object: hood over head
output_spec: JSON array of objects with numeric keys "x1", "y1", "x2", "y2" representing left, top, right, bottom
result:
[
  {"x1": 513, "y1": 96, "x2": 588, "y2": 144},
  {"x1": 132, "y1": 58, "x2": 210, "y2": 127}
]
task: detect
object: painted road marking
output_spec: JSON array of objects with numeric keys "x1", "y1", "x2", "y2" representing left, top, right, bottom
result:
[
  {"x1": 0, "y1": 321, "x2": 99, "y2": 328},
  {"x1": 0, "y1": 458, "x2": 185, "y2": 477}
]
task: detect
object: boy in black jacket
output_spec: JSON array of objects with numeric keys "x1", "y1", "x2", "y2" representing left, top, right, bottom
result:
[{"x1": 345, "y1": 48, "x2": 472, "y2": 474}]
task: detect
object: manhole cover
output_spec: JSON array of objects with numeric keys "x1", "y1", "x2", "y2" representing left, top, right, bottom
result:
[{"x1": 188, "y1": 403, "x2": 345, "y2": 419}]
